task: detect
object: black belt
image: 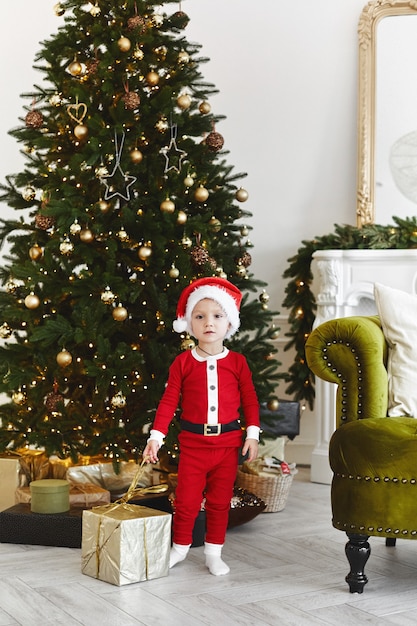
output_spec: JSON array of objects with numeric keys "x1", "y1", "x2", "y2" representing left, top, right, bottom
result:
[{"x1": 180, "y1": 419, "x2": 241, "y2": 436}]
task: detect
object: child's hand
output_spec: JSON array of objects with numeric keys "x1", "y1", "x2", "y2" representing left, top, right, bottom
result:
[
  {"x1": 242, "y1": 438, "x2": 259, "y2": 463},
  {"x1": 143, "y1": 440, "x2": 160, "y2": 464}
]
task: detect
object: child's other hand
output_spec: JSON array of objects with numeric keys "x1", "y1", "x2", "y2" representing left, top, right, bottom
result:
[
  {"x1": 143, "y1": 440, "x2": 160, "y2": 464},
  {"x1": 242, "y1": 438, "x2": 259, "y2": 463}
]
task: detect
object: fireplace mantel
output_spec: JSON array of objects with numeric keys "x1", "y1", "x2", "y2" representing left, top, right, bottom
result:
[{"x1": 310, "y1": 248, "x2": 417, "y2": 484}]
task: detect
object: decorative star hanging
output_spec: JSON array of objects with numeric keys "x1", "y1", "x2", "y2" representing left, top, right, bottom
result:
[
  {"x1": 100, "y1": 131, "x2": 137, "y2": 201},
  {"x1": 160, "y1": 124, "x2": 187, "y2": 173}
]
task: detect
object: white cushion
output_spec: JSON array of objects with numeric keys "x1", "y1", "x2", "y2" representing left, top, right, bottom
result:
[{"x1": 374, "y1": 282, "x2": 417, "y2": 417}]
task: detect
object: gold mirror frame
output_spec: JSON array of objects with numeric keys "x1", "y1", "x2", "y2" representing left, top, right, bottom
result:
[{"x1": 356, "y1": 0, "x2": 417, "y2": 227}]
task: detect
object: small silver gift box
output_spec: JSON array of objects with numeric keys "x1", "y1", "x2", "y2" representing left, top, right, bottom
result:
[{"x1": 81, "y1": 503, "x2": 171, "y2": 586}]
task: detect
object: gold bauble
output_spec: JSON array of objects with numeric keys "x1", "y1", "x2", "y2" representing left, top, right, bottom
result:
[
  {"x1": 29, "y1": 244, "x2": 43, "y2": 260},
  {"x1": 130, "y1": 148, "x2": 143, "y2": 164},
  {"x1": 117, "y1": 36, "x2": 131, "y2": 52},
  {"x1": 101, "y1": 287, "x2": 115, "y2": 304},
  {"x1": 112, "y1": 305, "x2": 128, "y2": 321},
  {"x1": 146, "y1": 71, "x2": 159, "y2": 86},
  {"x1": 24, "y1": 293, "x2": 40, "y2": 309},
  {"x1": 235, "y1": 187, "x2": 249, "y2": 202},
  {"x1": 0, "y1": 322, "x2": 12, "y2": 339},
  {"x1": 194, "y1": 185, "x2": 209, "y2": 202},
  {"x1": 267, "y1": 398, "x2": 280, "y2": 411},
  {"x1": 68, "y1": 60, "x2": 82, "y2": 76},
  {"x1": 69, "y1": 220, "x2": 82, "y2": 235},
  {"x1": 177, "y1": 94, "x2": 191, "y2": 110},
  {"x1": 54, "y1": 3, "x2": 65, "y2": 16},
  {"x1": 111, "y1": 391, "x2": 127, "y2": 408},
  {"x1": 178, "y1": 50, "x2": 190, "y2": 64},
  {"x1": 181, "y1": 335, "x2": 195, "y2": 351},
  {"x1": 199, "y1": 101, "x2": 211, "y2": 114},
  {"x1": 59, "y1": 239, "x2": 74, "y2": 255},
  {"x1": 57, "y1": 349, "x2": 73, "y2": 367},
  {"x1": 181, "y1": 236, "x2": 192, "y2": 248},
  {"x1": 209, "y1": 217, "x2": 221, "y2": 232},
  {"x1": 177, "y1": 210, "x2": 187, "y2": 225},
  {"x1": 160, "y1": 198, "x2": 175, "y2": 213},
  {"x1": 138, "y1": 244, "x2": 152, "y2": 260},
  {"x1": 90, "y1": 4, "x2": 101, "y2": 16},
  {"x1": 74, "y1": 124, "x2": 88, "y2": 140},
  {"x1": 79, "y1": 228, "x2": 94, "y2": 243},
  {"x1": 22, "y1": 186, "x2": 36, "y2": 202},
  {"x1": 169, "y1": 265, "x2": 179, "y2": 279},
  {"x1": 184, "y1": 175, "x2": 194, "y2": 188},
  {"x1": 98, "y1": 199, "x2": 111, "y2": 213},
  {"x1": 259, "y1": 290, "x2": 270, "y2": 304},
  {"x1": 133, "y1": 45, "x2": 144, "y2": 60},
  {"x1": 12, "y1": 390, "x2": 26, "y2": 405}
]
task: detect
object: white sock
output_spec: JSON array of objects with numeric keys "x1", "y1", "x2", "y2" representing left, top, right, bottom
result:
[
  {"x1": 204, "y1": 542, "x2": 230, "y2": 576},
  {"x1": 169, "y1": 543, "x2": 191, "y2": 568}
]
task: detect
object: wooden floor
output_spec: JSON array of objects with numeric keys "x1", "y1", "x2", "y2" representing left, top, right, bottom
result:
[{"x1": 2, "y1": 467, "x2": 417, "y2": 625}]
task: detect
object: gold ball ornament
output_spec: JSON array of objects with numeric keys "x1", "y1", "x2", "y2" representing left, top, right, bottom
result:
[
  {"x1": 146, "y1": 71, "x2": 159, "y2": 86},
  {"x1": 74, "y1": 124, "x2": 88, "y2": 140},
  {"x1": 209, "y1": 217, "x2": 221, "y2": 232},
  {"x1": 181, "y1": 335, "x2": 195, "y2": 351},
  {"x1": 133, "y1": 45, "x2": 144, "y2": 60},
  {"x1": 69, "y1": 220, "x2": 82, "y2": 235},
  {"x1": 235, "y1": 188, "x2": 249, "y2": 202},
  {"x1": 112, "y1": 305, "x2": 128, "y2": 321},
  {"x1": 178, "y1": 50, "x2": 190, "y2": 64},
  {"x1": 24, "y1": 293, "x2": 40, "y2": 309},
  {"x1": 90, "y1": 3, "x2": 101, "y2": 17},
  {"x1": 177, "y1": 210, "x2": 187, "y2": 225},
  {"x1": 160, "y1": 198, "x2": 175, "y2": 214},
  {"x1": 184, "y1": 175, "x2": 194, "y2": 188},
  {"x1": 181, "y1": 236, "x2": 192, "y2": 248},
  {"x1": 194, "y1": 186, "x2": 209, "y2": 203},
  {"x1": 101, "y1": 287, "x2": 116, "y2": 305},
  {"x1": 68, "y1": 60, "x2": 83, "y2": 76},
  {"x1": 259, "y1": 290, "x2": 270, "y2": 305},
  {"x1": 0, "y1": 322, "x2": 12, "y2": 339},
  {"x1": 177, "y1": 94, "x2": 192, "y2": 110},
  {"x1": 240, "y1": 224, "x2": 249, "y2": 236},
  {"x1": 267, "y1": 398, "x2": 280, "y2": 411},
  {"x1": 22, "y1": 186, "x2": 36, "y2": 202},
  {"x1": 79, "y1": 228, "x2": 94, "y2": 243},
  {"x1": 98, "y1": 199, "x2": 111, "y2": 213},
  {"x1": 117, "y1": 36, "x2": 132, "y2": 52},
  {"x1": 111, "y1": 392, "x2": 127, "y2": 408},
  {"x1": 199, "y1": 101, "x2": 211, "y2": 114},
  {"x1": 49, "y1": 93, "x2": 62, "y2": 107},
  {"x1": 169, "y1": 264, "x2": 179, "y2": 279},
  {"x1": 29, "y1": 245, "x2": 43, "y2": 261},
  {"x1": 138, "y1": 244, "x2": 152, "y2": 260},
  {"x1": 54, "y1": 3, "x2": 65, "y2": 16},
  {"x1": 12, "y1": 390, "x2": 26, "y2": 405},
  {"x1": 130, "y1": 148, "x2": 143, "y2": 164},
  {"x1": 116, "y1": 227, "x2": 129, "y2": 242},
  {"x1": 56, "y1": 349, "x2": 73, "y2": 367},
  {"x1": 270, "y1": 325, "x2": 280, "y2": 340},
  {"x1": 59, "y1": 239, "x2": 74, "y2": 255}
]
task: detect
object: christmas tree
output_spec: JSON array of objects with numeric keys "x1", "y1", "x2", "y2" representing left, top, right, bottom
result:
[{"x1": 0, "y1": 0, "x2": 280, "y2": 464}]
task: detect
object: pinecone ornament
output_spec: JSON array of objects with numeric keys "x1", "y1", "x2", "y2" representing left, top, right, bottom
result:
[
  {"x1": 123, "y1": 91, "x2": 141, "y2": 110},
  {"x1": 45, "y1": 390, "x2": 64, "y2": 412},
  {"x1": 127, "y1": 14, "x2": 146, "y2": 32},
  {"x1": 190, "y1": 245, "x2": 210, "y2": 266},
  {"x1": 25, "y1": 110, "x2": 44, "y2": 129},
  {"x1": 236, "y1": 251, "x2": 252, "y2": 268},
  {"x1": 205, "y1": 131, "x2": 224, "y2": 152},
  {"x1": 35, "y1": 213, "x2": 56, "y2": 230}
]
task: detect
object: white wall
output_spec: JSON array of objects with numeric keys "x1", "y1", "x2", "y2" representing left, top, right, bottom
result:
[{"x1": 0, "y1": 0, "x2": 369, "y2": 465}]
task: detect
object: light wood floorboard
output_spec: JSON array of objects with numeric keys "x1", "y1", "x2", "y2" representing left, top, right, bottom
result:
[{"x1": 1, "y1": 467, "x2": 417, "y2": 624}]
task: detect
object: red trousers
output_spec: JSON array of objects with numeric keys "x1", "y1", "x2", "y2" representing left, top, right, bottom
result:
[{"x1": 173, "y1": 443, "x2": 239, "y2": 545}]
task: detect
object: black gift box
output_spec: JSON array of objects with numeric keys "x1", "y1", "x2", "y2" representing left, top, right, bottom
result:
[
  {"x1": 260, "y1": 399, "x2": 300, "y2": 441},
  {"x1": 0, "y1": 504, "x2": 83, "y2": 548}
]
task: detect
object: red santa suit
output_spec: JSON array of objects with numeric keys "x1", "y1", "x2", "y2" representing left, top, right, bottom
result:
[{"x1": 151, "y1": 346, "x2": 260, "y2": 545}]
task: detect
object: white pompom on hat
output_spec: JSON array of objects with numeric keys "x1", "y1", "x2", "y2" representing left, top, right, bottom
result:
[{"x1": 173, "y1": 277, "x2": 243, "y2": 340}]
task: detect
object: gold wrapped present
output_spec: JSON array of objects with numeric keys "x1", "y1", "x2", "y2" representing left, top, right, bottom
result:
[
  {"x1": 81, "y1": 503, "x2": 171, "y2": 586},
  {"x1": 16, "y1": 482, "x2": 111, "y2": 508},
  {"x1": 0, "y1": 453, "x2": 23, "y2": 511},
  {"x1": 67, "y1": 460, "x2": 154, "y2": 496}
]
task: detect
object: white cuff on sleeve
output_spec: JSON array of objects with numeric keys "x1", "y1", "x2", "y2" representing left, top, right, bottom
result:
[
  {"x1": 147, "y1": 429, "x2": 165, "y2": 447},
  {"x1": 246, "y1": 425, "x2": 260, "y2": 441}
]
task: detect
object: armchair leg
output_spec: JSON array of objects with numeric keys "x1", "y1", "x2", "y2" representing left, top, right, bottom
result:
[{"x1": 345, "y1": 533, "x2": 370, "y2": 593}]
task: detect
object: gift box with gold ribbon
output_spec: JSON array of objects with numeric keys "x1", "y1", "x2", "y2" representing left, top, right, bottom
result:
[
  {"x1": 15, "y1": 482, "x2": 111, "y2": 508},
  {"x1": 81, "y1": 461, "x2": 171, "y2": 586},
  {"x1": 81, "y1": 502, "x2": 171, "y2": 586}
]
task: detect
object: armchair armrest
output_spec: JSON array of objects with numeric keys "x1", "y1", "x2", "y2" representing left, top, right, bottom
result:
[{"x1": 305, "y1": 315, "x2": 388, "y2": 426}]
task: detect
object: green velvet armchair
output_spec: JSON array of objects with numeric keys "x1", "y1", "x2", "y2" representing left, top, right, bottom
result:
[{"x1": 305, "y1": 315, "x2": 417, "y2": 593}]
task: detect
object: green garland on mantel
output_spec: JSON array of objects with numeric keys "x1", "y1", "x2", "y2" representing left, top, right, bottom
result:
[{"x1": 281, "y1": 215, "x2": 417, "y2": 410}]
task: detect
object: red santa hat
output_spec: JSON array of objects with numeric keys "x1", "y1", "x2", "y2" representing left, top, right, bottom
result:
[{"x1": 173, "y1": 277, "x2": 242, "y2": 339}]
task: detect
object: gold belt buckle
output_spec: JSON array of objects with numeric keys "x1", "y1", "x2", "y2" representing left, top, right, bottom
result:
[{"x1": 203, "y1": 423, "x2": 221, "y2": 436}]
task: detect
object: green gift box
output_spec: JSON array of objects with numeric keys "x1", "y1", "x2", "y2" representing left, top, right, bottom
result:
[{"x1": 30, "y1": 479, "x2": 70, "y2": 514}]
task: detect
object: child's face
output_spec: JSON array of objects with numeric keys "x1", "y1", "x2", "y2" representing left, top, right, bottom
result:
[{"x1": 190, "y1": 298, "x2": 231, "y2": 343}]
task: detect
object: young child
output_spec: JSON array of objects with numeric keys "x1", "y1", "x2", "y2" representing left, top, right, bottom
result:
[{"x1": 143, "y1": 277, "x2": 260, "y2": 576}]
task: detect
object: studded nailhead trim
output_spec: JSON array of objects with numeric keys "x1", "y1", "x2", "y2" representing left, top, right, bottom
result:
[{"x1": 323, "y1": 340, "x2": 362, "y2": 421}]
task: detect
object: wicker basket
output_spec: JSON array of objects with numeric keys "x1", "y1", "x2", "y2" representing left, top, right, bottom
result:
[{"x1": 235, "y1": 466, "x2": 296, "y2": 513}]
